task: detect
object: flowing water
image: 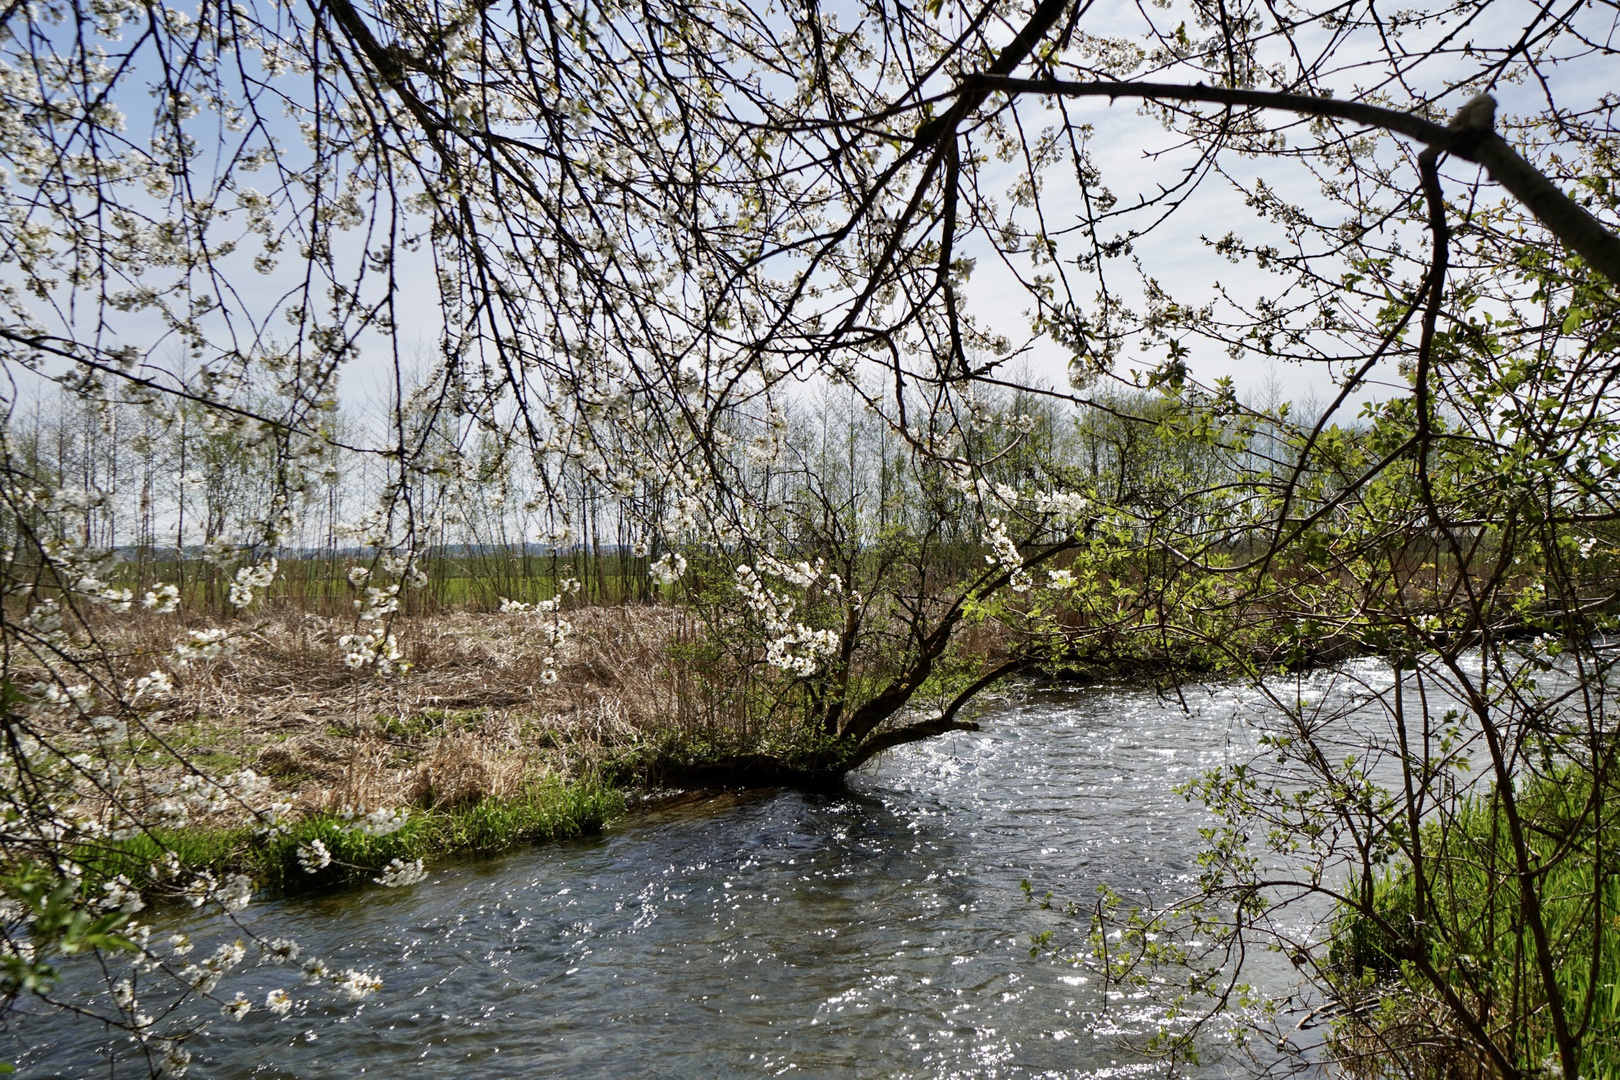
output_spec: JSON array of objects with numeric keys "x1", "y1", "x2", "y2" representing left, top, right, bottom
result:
[{"x1": 18, "y1": 681, "x2": 1341, "y2": 1079}]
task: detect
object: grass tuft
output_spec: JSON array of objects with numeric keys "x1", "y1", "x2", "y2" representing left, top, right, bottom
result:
[{"x1": 78, "y1": 774, "x2": 623, "y2": 902}]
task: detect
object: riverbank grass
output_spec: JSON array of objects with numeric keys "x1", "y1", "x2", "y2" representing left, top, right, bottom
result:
[
  {"x1": 79, "y1": 775, "x2": 624, "y2": 901},
  {"x1": 1331, "y1": 767, "x2": 1620, "y2": 1079}
]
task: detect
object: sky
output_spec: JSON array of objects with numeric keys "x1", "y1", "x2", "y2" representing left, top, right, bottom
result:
[{"x1": 9, "y1": 0, "x2": 1616, "y2": 435}]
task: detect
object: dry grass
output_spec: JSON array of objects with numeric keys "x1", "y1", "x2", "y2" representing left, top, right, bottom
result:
[
  {"x1": 39, "y1": 594, "x2": 1021, "y2": 823},
  {"x1": 68, "y1": 603, "x2": 722, "y2": 818},
  {"x1": 1328, "y1": 993, "x2": 1492, "y2": 1080}
]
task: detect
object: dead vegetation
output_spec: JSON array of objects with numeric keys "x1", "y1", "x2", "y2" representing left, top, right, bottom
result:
[
  {"x1": 37, "y1": 596, "x2": 1028, "y2": 826},
  {"x1": 74, "y1": 604, "x2": 724, "y2": 818}
]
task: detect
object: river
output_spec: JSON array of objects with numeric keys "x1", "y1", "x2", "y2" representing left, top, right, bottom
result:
[{"x1": 17, "y1": 679, "x2": 1340, "y2": 1078}]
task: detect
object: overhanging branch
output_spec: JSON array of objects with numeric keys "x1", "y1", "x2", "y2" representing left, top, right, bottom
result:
[{"x1": 959, "y1": 76, "x2": 1620, "y2": 286}]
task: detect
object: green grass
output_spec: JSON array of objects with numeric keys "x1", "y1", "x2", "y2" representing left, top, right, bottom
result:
[
  {"x1": 377, "y1": 707, "x2": 487, "y2": 742},
  {"x1": 1333, "y1": 766, "x2": 1620, "y2": 1079},
  {"x1": 76, "y1": 774, "x2": 624, "y2": 902},
  {"x1": 92, "y1": 552, "x2": 657, "y2": 614}
]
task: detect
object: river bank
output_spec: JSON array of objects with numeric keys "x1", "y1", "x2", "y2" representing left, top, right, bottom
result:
[
  {"x1": 71, "y1": 599, "x2": 1150, "y2": 900},
  {"x1": 60, "y1": 600, "x2": 1369, "y2": 901}
]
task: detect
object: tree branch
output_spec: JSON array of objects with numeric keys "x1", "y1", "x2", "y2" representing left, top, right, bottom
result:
[
  {"x1": 843, "y1": 656, "x2": 1036, "y2": 771},
  {"x1": 960, "y1": 77, "x2": 1620, "y2": 285}
]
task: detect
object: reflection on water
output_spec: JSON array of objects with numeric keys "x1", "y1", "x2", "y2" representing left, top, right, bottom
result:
[{"x1": 16, "y1": 683, "x2": 1332, "y2": 1078}]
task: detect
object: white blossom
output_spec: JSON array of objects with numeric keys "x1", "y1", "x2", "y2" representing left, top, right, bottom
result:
[
  {"x1": 96, "y1": 875, "x2": 144, "y2": 914},
  {"x1": 141, "y1": 583, "x2": 181, "y2": 613},
  {"x1": 649, "y1": 552, "x2": 687, "y2": 586},
  {"x1": 173, "y1": 628, "x2": 230, "y2": 664},
  {"x1": 372, "y1": 857, "x2": 426, "y2": 888},
  {"x1": 260, "y1": 937, "x2": 301, "y2": 965},
  {"x1": 296, "y1": 839, "x2": 332, "y2": 873},
  {"x1": 334, "y1": 968, "x2": 383, "y2": 1000}
]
